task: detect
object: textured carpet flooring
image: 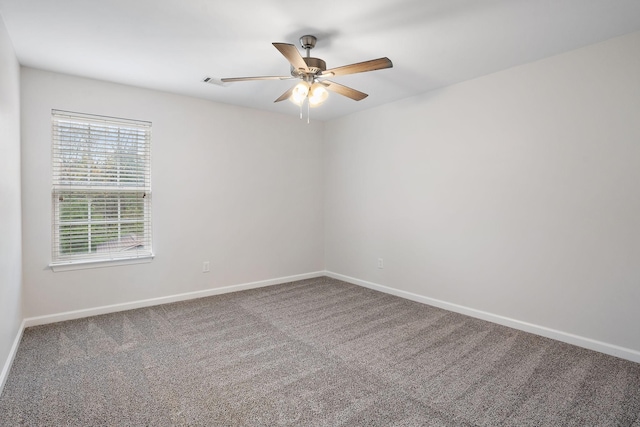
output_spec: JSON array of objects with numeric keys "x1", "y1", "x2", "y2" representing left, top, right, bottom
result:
[{"x1": 1, "y1": 276, "x2": 639, "y2": 426}]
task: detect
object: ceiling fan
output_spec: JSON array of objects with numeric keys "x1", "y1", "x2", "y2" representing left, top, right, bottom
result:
[{"x1": 219, "y1": 35, "x2": 393, "y2": 112}]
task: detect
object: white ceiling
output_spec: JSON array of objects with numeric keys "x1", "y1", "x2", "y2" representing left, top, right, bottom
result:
[{"x1": 1, "y1": 0, "x2": 640, "y2": 121}]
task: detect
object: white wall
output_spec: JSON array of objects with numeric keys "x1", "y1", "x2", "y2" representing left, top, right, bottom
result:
[
  {"x1": 20, "y1": 68, "x2": 324, "y2": 318},
  {"x1": 324, "y1": 31, "x2": 640, "y2": 355},
  {"x1": 0, "y1": 16, "x2": 23, "y2": 385}
]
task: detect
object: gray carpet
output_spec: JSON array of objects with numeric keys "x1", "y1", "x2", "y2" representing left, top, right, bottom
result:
[{"x1": 1, "y1": 276, "x2": 639, "y2": 426}]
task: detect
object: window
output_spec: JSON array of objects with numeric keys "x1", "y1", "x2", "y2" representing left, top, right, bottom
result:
[{"x1": 51, "y1": 110, "x2": 153, "y2": 270}]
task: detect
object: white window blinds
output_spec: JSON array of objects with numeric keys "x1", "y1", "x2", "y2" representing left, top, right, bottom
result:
[{"x1": 51, "y1": 110, "x2": 153, "y2": 266}]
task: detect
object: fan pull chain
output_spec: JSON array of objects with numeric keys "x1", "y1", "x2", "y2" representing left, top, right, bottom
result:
[{"x1": 307, "y1": 99, "x2": 310, "y2": 124}]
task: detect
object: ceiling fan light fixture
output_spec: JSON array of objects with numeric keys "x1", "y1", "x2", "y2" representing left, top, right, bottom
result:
[
  {"x1": 289, "y1": 81, "x2": 310, "y2": 105},
  {"x1": 308, "y1": 83, "x2": 329, "y2": 107},
  {"x1": 220, "y1": 34, "x2": 393, "y2": 116}
]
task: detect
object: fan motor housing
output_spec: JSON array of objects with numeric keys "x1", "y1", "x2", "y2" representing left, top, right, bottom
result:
[{"x1": 291, "y1": 57, "x2": 326, "y2": 77}]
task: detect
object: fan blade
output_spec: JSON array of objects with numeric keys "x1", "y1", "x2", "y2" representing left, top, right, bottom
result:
[
  {"x1": 274, "y1": 85, "x2": 296, "y2": 103},
  {"x1": 321, "y1": 57, "x2": 392, "y2": 77},
  {"x1": 273, "y1": 43, "x2": 309, "y2": 73},
  {"x1": 221, "y1": 76, "x2": 293, "y2": 83},
  {"x1": 321, "y1": 81, "x2": 368, "y2": 101}
]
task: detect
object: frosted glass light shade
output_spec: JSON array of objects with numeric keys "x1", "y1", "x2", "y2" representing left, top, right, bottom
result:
[
  {"x1": 289, "y1": 82, "x2": 310, "y2": 106},
  {"x1": 308, "y1": 83, "x2": 329, "y2": 107}
]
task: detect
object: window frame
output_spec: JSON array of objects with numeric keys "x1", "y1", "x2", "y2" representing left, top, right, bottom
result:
[{"x1": 49, "y1": 110, "x2": 153, "y2": 271}]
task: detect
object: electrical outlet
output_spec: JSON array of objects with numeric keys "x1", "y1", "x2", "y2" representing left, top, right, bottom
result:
[
  {"x1": 202, "y1": 261, "x2": 210, "y2": 273},
  {"x1": 378, "y1": 258, "x2": 384, "y2": 269}
]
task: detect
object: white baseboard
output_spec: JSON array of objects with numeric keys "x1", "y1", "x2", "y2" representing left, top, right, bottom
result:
[
  {"x1": 326, "y1": 271, "x2": 640, "y2": 364},
  {"x1": 0, "y1": 319, "x2": 26, "y2": 396},
  {"x1": 23, "y1": 271, "x2": 325, "y2": 328}
]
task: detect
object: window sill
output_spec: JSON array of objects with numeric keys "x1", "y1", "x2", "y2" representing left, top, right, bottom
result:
[{"x1": 49, "y1": 254, "x2": 154, "y2": 272}]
